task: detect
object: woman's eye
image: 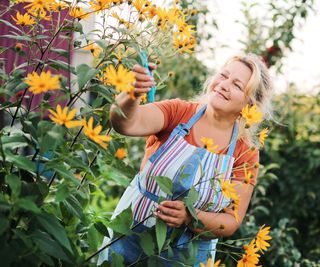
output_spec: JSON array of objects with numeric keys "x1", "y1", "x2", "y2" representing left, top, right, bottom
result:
[
  {"x1": 220, "y1": 73, "x2": 227, "y2": 78},
  {"x1": 235, "y1": 83, "x2": 242, "y2": 90}
]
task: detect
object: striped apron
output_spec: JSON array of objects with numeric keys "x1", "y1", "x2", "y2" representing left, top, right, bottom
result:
[{"x1": 97, "y1": 104, "x2": 238, "y2": 266}]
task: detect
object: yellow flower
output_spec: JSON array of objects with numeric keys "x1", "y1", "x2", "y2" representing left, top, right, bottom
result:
[
  {"x1": 156, "y1": 7, "x2": 168, "y2": 29},
  {"x1": 28, "y1": 9, "x2": 51, "y2": 21},
  {"x1": 241, "y1": 104, "x2": 263, "y2": 128},
  {"x1": 48, "y1": 105, "x2": 83, "y2": 128},
  {"x1": 237, "y1": 240, "x2": 260, "y2": 267},
  {"x1": 255, "y1": 225, "x2": 272, "y2": 253},
  {"x1": 83, "y1": 43, "x2": 102, "y2": 57},
  {"x1": 220, "y1": 180, "x2": 237, "y2": 199},
  {"x1": 145, "y1": 4, "x2": 158, "y2": 19},
  {"x1": 115, "y1": 148, "x2": 127, "y2": 159},
  {"x1": 133, "y1": 0, "x2": 147, "y2": 13},
  {"x1": 15, "y1": 43, "x2": 24, "y2": 51},
  {"x1": 200, "y1": 137, "x2": 218, "y2": 153},
  {"x1": 89, "y1": 0, "x2": 112, "y2": 12},
  {"x1": 140, "y1": 93, "x2": 147, "y2": 103},
  {"x1": 173, "y1": 33, "x2": 196, "y2": 54},
  {"x1": 25, "y1": 0, "x2": 51, "y2": 12},
  {"x1": 175, "y1": 18, "x2": 196, "y2": 38},
  {"x1": 258, "y1": 128, "x2": 268, "y2": 146},
  {"x1": 12, "y1": 12, "x2": 35, "y2": 26},
  {"x1": 83, "y1": 117, "x2": 112, "y2": 149},
  {"x1": 50, "y1": 0, "x2": 69, "y2": 12},
  {"x1": 25, "y1": 71, "x2": 60, "y2": 94},
  {"x1": 69, "y1": 6, "x2": 91, "y2": 20},
  {"x1": 243, "y1": 164, "x2": 253, "y2": 185},
  {"x1": 102, "y1": 64, "x2": 135, "y2": 93},
  {"x1": 232, "y1": 194, "x2": 240, "y2": 223},
  {"x1": 200, "y1": 258, "x2": 221, "y2": 267}
]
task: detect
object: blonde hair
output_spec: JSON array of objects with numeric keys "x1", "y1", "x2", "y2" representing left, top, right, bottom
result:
[{"x1": 193, "y1": 53, "x2": 274, "y2": 145}]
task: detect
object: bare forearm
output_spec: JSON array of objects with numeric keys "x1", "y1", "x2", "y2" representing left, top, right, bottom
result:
[
  {"x1": 109, "y1": 92, "x2": 141, "y2": 134},
  {"x1": 188, "y1": 209, "x2": 240, "y2": 238}
]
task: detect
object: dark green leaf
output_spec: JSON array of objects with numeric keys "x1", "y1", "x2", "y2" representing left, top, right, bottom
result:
[
  {"x1": 62, "y1": 195, "x2": 85, "y2": 220},
  {"x1": 55, "y1": 183, "x2": 70, "y2": 202},
  {"x1": 94, "y1": 222, "x2": 110, "y2": 237},
  {"x1": 46, "y1": 163, "x2": 80, "y2": 185},
  {"x1": 110, "y1": 252, "x2": 124, "y2": 267},
  {"x1": 5, "y1": 174, "x2": 21, "y2": 196},
  {"x1": 76, "y1": 64, "x2": 99, "y2": 90},
  {"x1": 5, "y1": 152, "x2": 35, "y2": 172},
  {"x1": 36, "y1": 212, "x2": 73, "y2": 252},
  {"x1": 152, "y1": 176, "x2": 173, "y2": 196},
  {"x1": 0, "y1": 217, "x2": 9, "y2": 235},
  {"x1": 139, "y1": 231, "x2": 155, "y2": 256},
  {"x1": 16, "y1": 197, "x2": 41, "y2": 213},
  {"x1": 147, "y1": 255, "x2": 165, "y2": 267},
  {"x1": 155, "y1": 219, "x2": 167, "y2": 254},
  {"x1": 108, "y1": 207, "x2": 133, "y2": 235},
  {"x1": 50, "y1": 48, "x2": 69, "y2": 58},
  {"x1": 31, "y1": 230, "x2": 71, "y2": 262}
]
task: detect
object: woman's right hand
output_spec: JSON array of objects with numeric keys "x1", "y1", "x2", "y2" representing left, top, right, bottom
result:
[{"x1": 132, "y1": 63, "x2": 157, "y2": 98}]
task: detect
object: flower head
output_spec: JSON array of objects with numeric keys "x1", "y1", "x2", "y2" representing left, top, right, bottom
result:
[
  {"x1": 89, "y1": 0, "x2": 112, "y2": 12},
  {"x1": 258, "y1": 128, "x2": 268, "y2": 146},
  {"x1": 255, "y1": 225, "x2": 272, "y2": 253},
  {"x1": 83, "y1": 117, "x2": 112, "y2": 149},
  {"x1": 25, "y1": 0, "x2": 52, "y2": 12},
  {"x1": 220, "y1": 180, "x2": 237, "y2": 199},
  {"x1": 83, "y1": 43, "x2": 102, "y2": 57},
  {"x1": 200, "y1": 137, "x2": 218, "y2": 153},
  {"x1": 50, "y1": 0, "x2": 69, "y2": 12},
  {"x1": 12, "y1": 12, "x2": 35, "y2": 26},
  {"x1": 48, "y1": 105, "x2": 83, "y2": 128},
  {"x1": 115, "y1": 148, "x2": 127, "y2": 159},
  {"x1": 25, "y1": 71, "x2": 60, "y2": 94},
  {"x1": 69, "y1": 6, "x2": 91, "y2": 20},
  {"x1": 101, "y1": 64, "x2": 135, "y2": 93},
  {"x1": 237, "y1": 240, "x2": 260, "y2": 267},
  {"x1": 241, "y1": 104, "x2": 263, "y2": 128},
  {"x1": 200, "y1": 258, "x2": 221, "y2": 267}
]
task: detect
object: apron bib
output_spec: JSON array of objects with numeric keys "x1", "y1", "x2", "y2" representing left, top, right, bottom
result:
[{"x1": 98, "y1": 104, "x2": 238, "y2": 266}]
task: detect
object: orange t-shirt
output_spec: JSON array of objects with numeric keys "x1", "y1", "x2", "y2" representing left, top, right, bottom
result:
[{"x1": 140, "y1": 98, "x2": 259, "y2": 186}]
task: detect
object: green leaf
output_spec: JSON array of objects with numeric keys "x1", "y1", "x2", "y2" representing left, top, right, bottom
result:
[
  {"x1": 89, "y1": 84, "x2": 114, "y2": 103},
  {"x1": 155, "y1": 219, "x2": 167, "y2": 254},
  {"x1": 62, "y1": 195, "x2": 85, "y2": 220},
  {"x1": 94, "y1": 222, "x2": 110, "y2": 237},
  {"x1": 46, "y1": 163, "x2": 80, "y2": 185},
  {"x1": 1, "y1": 134, "x2": 28, "y2": 150},
  {"x1": 5, "y1": 152, "x2": 35, "y2": 173},
  {"x1": 108, "y1": 207, "x2": 133, "y2": 235},
  {"x1": 0, "y1": 217, "x2": 9, "y2": 235},
  {"x1": 0, "y1": 19, "x2": 23, "y2": 33},
  {"x1": 16, "y1": 197, "x2": 41, "y2": 213},
  {"x1": 31, "y1": 230, "x2": 71, "y2": 262},
  {"x1": 152, "y1": 176, "x2": 173, "y2": 196},
  {"x1": 139, "y1": 231, "x2": 155, "y2": 256},
  {"x1": 5, "y1": 174, "x2": 21, "y2": 196},
  {"x1": 147, "y1": 255, "x2": 164, "y2": 267},
  {"x1": 55, "y1": 183, "x2": 70, "y2": 202},
  {"x1": 184, "y1": 186, "x2": 199, "y2": 206},
  {"x1": 76, "y1": 64, "x2": 99, "y2": 90},
  {"x1": 186, "y1": 204, "x2": 198, "y2": 223},
  {"x1": 110, "y1": 252, "x2": 125, "y2": 267},
  {"x1": 50, "y1": 48, "x2": 69, "y2": 58},
  {"x1": 48, "y1": 59, "x2": 76, "y2": 74},
  {"x1": 1, "y1": 34, "x2": 32, "y2": 41},
  {"x1": 36, "y1": 212, "x2": 73, "y2": 253}
]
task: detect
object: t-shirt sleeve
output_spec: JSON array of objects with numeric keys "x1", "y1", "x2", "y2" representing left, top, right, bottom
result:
[
  {"x1": 153, "y1": 98, "x2": 190, "y2": 136},
  {"x1": 232, "y1": 142, "x2": 260, "y2": 186}
]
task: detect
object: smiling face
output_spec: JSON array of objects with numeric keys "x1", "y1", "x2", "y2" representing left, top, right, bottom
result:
[{"x1": 207, "y1": 60, "x2": 252, "y2": 119}]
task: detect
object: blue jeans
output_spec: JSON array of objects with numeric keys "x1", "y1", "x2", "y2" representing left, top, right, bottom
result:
[{"x1": 108, "y1": 223, "x2": 213, "y2": 266}]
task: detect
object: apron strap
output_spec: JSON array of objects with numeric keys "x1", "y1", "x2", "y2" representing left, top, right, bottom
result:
[{"x1": 227, "y1": 122, "x2": 238, "y2": 156}]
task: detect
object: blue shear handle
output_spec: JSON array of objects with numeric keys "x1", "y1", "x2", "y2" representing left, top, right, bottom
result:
[{"x1": 140, "y1": 50, "x2": 156, "y2": 103}]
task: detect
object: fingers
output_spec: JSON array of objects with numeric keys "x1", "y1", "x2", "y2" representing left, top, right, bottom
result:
[
  {"x1": 154, "y1": 210, "x2": 180, "y2": 227},
  {"x1": 160, "y1": 200, "x2": 185, "y2": 210}
]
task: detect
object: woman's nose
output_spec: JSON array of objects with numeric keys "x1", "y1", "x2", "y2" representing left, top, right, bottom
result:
[{"x1": 220, "y1": 79, "x2": 231, "y2": 91}]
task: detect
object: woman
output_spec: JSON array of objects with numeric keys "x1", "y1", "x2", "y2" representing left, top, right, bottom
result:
[{"x1": 98, "y1": 53, "x2": 273, "y2": 266}]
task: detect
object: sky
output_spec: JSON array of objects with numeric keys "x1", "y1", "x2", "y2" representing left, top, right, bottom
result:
[{"x1": 202, "y1": 0, "x2": 320, "y2": 94}]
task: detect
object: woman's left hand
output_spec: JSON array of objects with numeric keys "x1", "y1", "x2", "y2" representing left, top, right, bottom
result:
[{"x1": 154, "y1": 200, "x2": 192, "y2": 228}]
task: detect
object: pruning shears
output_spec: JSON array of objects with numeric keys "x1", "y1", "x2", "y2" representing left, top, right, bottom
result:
[{"x1": 139, "y1": 50, "x2": 156, "y2": 103}]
